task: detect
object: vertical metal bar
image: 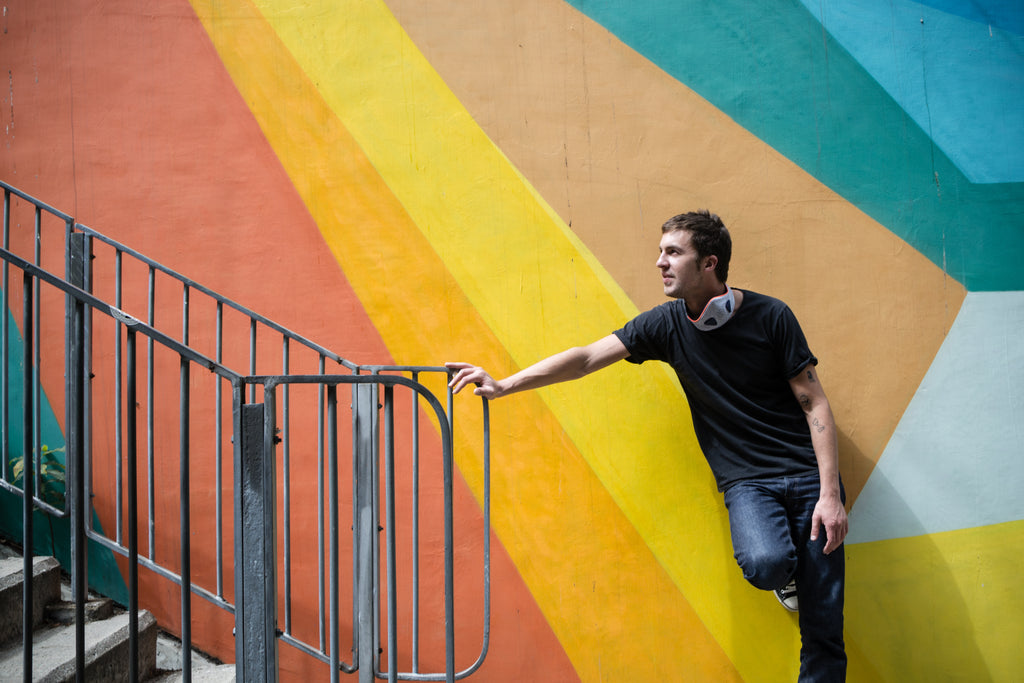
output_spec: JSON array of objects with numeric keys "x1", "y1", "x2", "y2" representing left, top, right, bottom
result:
[
  {"x1": 248, "y1": 318, "x2": 256, "y2": 403},
  {"x1": 411, "y1": 373, "x2": 420, "y2": 673},
  {"x1": 74, "y1": 328, "x2": 87, "y2": 679},
  {"x1": 327, "y1": 384, "x2": 340, "y2": 683},
  {"x1": 317, "y1": 356, "x2": 326, "y2": 653},
  {"x1": 182, "y1": 284, "x2": 189, "y2": 345},
  {"x1": 270, "y1": 388, "x2": 281, "y2": 681},
  {"x1": 215, "y1": 302, "x2": 224, "y2": 598},
  {"x1": 442, "y1": 401, "x2": 456, "y2": 683},
  {"x1": 262, "y1": 390, "x2": 280, "y2": 683},
  {"x1": 371, "y1": 382, "x2": 381, "y2": 680},
  {"x1": 383, "y1": 386, "x2": 397, "y2": 683},
  {"x1": 114, "y1": 250, "x2": 123, "y2": 544},
  {"x1": 127, "y1": 327, "x2": 140, "y2": 683},
  {"x1": 282, "y1": 338, "x2": 291, "y2": 635},
  {"x1": 32, "y1": 209, "x2": 41, "y2": 513},
  {"x1": 231, "y1": 383, "x2": 245, "y2": 681},
  {"x1": 21, "y1": 272, "x2": 34, "y2": 683},
  {"x1": 147, "y1": 266, "x2": 155, "y2": 559},
  {"x1": 180, "y1": 356, "x2": 192, "y2": 681},
  {"x1": 63, "y1": 220, "x2": 71, "y2": 553},
  {"x1": 180, "y1": 286, "x2": 193, "y2": 680},
  {"x1": 477, "y1": 398, "x2": 493, "y2": 673},
  {"x1": 65, "y1": 222, "x2": 78, "y2": 609},
  {"x1": 81, "y1": 235, "x2": 94, "y2": 581},
  {"x1": 1, "y1": 189, "x2": 8, "y2": 476},
  {"x1": 348, "y1": 368, "x2": 358, "y2": 665}
]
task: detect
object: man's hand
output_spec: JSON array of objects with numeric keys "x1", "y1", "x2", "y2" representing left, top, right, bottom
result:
[
  {"x1": 445, "y1": 362, "x2": 504, "y2": 399},
  {"x1": 810, "y1": 495, "x2": 848, "y2": 555}
]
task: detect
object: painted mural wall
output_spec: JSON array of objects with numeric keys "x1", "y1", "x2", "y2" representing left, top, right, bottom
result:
[{"x1": 2, "y1": 0, "x2": 1022, "y2": 681}]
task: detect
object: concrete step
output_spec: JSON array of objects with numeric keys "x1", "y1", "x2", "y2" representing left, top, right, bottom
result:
[
  {"x1": 0, "y1": 609, "x2": 158, "y2": 682},
  {"x1": 0, "y1": 540, "x2": 234, "y2": 682},
  {"x1": 148, "y1": 663, "x2": 238, "y2": 682},
  {"x1": 150, "y1": 634, "x2": 236, "y2": 682},
  {"x1": 0, "y1": 555, "x2": 63, "y2": 646}
]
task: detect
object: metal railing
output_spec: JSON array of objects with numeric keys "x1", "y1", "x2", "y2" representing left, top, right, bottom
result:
[{"x1": 0, "y1": 180, "x2": 491, "y2": 682}]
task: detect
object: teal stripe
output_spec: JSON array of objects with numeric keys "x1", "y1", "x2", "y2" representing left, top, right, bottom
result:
[
  {"x1": 0, "y1": 304, "x2": 128, "y2": 605},
  {"x1": 565, "y1": 0, "x2": 1024, "y2": 291}
]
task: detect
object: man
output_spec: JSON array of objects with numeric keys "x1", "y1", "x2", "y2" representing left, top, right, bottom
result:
[{"x1": 447, "y1": 210, "x2": 848, "y2": 681}]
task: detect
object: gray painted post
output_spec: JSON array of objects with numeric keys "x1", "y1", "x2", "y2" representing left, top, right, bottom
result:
[
  {"x1": 352, "y1": 382, "x2": 378, "y2": 683},
  {"x1": 68, "y1": 232, "x2": 89, "y2": 676},
  {"x1": 234, "y1": 399, "x2": 279, "y2": 682}
]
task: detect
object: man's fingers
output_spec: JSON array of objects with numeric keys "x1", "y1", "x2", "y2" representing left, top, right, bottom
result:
[
  {"x1": 821, "y1": 518, "x2": 848, "y2": 555},
  {"x1": 449, "y1": 371, "x2": 474, "y2": 393},
  {"x1": 445, "y1": 363, "x2": 483, "y2": 394}
]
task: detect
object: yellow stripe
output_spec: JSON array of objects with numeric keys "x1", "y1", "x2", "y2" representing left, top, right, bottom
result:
[
  {"x1": 239, "y1": 2, "x2": 809, "y2": 679},
  {"x1": 188, "y1": 0, "x2": 741, "y2": 680},
  {"x1": 847, "y1": 521, "x2": 1024, "y2": 681}
]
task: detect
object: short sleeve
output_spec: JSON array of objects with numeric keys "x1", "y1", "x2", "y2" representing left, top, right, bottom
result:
[
  {"x1": 774, "y1": 304, "x2": 818, "y2": 379},
  {"x1": 614, "y1": 303, "x2": 675, "y2": 365}
]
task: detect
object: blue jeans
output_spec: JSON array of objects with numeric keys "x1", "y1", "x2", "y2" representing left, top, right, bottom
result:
[{"x1": 723, "y1": 473, "x2": 846, "y2": 683}]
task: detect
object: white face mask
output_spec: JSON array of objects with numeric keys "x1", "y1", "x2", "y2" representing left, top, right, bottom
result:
[{"x1": 686, "y1": 286, "x2": 735, "y2": 331}]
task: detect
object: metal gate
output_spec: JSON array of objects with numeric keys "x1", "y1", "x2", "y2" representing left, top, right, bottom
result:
[{"x1": 1, "y1": 180, "x2": 491, "y2": 682}]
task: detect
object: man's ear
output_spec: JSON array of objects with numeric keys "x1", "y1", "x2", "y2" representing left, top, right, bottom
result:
[{"x1": 703, "y1": 254, "x2": 718, "y2": 272}]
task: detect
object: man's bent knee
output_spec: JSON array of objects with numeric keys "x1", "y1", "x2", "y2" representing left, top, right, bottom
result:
[{"x1": 735, "y1": 548, "x2": 796, "y2": 591}]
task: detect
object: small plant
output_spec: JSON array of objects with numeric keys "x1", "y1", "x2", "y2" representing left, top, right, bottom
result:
[{"x1": 8, "y1": 444, "x2": 66, "y2": 508}]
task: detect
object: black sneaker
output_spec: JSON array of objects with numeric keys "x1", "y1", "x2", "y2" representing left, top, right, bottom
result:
[{"x1": 775, "y1": 580, "x2": 799, "y2": 612}]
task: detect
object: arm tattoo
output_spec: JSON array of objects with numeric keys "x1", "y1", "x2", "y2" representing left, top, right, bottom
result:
[
  {"x1": 811, "y1": 416, "x2": 827, "y2": 433},
  {"x1": 798, "y1": 393, "x2": 812, "y2": 409},
  {"x1": 806, "y1": 369, "x2": 816, "y2": 383}
]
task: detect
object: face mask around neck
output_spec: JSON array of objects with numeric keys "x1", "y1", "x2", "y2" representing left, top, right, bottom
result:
[{"x1": 686, "y1": 286, "x2": 735, "y2": 331}]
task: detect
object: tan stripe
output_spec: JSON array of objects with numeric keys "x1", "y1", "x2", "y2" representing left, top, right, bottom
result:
[{"x1": 385, "y1": 0, "x2": 967, "y2": 503}]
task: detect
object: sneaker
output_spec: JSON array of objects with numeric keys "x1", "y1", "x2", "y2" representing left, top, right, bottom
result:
[{"x1": 775, "y1": 580, "x2": 799, "y2": 612}]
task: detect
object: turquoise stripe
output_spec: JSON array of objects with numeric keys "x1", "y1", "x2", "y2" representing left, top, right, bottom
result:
[
  {"x1": 565, "y1": 0, "x2": 1024, "y2": 291},
  {"x1": 0, "y1": 305, "x2": 128, "y2": 605},
  {"x1": 848, "y1": 292, "x2": 1024, "y2": 542}
]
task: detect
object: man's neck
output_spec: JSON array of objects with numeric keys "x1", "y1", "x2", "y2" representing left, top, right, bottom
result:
[{"x1": 684, "y1": 283, "x2": 728, "y2": 318}]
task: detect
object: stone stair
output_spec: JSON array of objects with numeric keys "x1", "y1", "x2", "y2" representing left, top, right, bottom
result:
[{"x1": 0, "y1": 541, "x2": 235, "y2": 682}]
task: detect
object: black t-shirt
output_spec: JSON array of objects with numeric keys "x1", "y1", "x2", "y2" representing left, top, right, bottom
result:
[{"x1": 613, "y1": 289, "x2": 819, "y2": 491}]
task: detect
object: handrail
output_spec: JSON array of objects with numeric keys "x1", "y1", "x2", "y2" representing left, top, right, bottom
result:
[
  {"x1": 1, "y1": 180, "x2": 492, "y2": 683},
  {"x1": 0, "y1": 180, "x2": 74, "y2": 223},
  {"x1": 74, "y1": 222, "x2": 357, "y2": 371},
  {"x1": 1, "y1": 179, "x2": 355, "y2": 373},
  {"x1": 0, "y1": 249, "x2": 240, "y2": 381}
]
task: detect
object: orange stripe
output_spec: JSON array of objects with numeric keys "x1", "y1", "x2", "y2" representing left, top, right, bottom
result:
[{"x1": 190, "y1": 0, "x2": 742, "y2": 679}]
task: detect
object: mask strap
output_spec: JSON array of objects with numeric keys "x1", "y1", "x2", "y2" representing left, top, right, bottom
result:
[{"x1": 687, "y1": 286, "x2": 735, "y2": 331}]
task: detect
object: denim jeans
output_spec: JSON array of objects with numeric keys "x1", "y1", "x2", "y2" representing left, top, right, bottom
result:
[{"x1": 723, "y1": 473, "x2": 846, "y2": 683}]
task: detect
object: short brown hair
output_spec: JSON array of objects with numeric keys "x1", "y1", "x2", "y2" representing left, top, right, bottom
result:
[{"x1": 661, "y1": 210, "x2": 731, "y2": 283}]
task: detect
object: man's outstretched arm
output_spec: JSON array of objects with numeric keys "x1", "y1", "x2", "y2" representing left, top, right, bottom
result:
[{"x1": 446, "y1": 334, "x2": 629, "y2": 400}]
